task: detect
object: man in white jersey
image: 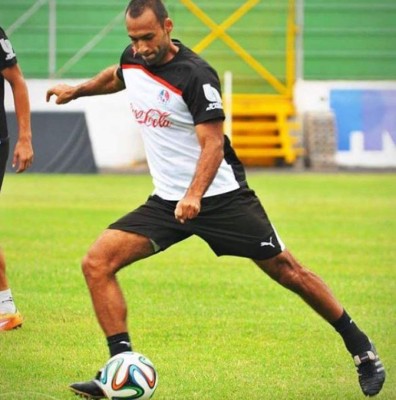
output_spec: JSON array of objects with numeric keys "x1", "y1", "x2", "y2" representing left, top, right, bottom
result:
[{"x1": 46, "y1": 0, "x2": 385, "y2": 398}]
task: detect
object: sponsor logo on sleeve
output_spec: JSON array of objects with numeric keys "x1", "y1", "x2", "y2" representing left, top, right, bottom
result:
[
  {"x1": 0, "y1": 38, "x2": 16, "y2": 61},
  {"x1": 203, "y1": 84, "x2": 223, "y2": 111}
]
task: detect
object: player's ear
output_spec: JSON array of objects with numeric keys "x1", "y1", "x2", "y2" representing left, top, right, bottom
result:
[{"x1": 164, "y1": 18, "x2": 173, "y2": 34}]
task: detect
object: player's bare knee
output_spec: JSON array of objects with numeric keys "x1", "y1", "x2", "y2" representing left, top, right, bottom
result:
[
  {"x1": 81, "y1": 252, "x2": 109, "y2": 283},
  {"x1": 81, "y1": 254, "x2": 94, "y2": 282}
]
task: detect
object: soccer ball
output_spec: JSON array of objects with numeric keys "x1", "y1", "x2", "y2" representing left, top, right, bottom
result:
[{"x1": 99, "y1": 351, "x2": 158, "y2": 399}]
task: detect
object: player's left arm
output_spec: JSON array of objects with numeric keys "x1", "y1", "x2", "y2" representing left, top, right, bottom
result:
[
  {"x1": 174, "y1": 119, "x2": 224, "y2": 223},
  {"x1": 2, "y1": 64, "x2": 33, "y2": 172}
]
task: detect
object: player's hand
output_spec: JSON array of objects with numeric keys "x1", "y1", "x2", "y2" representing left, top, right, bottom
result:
[
  {"x1": 13, "y1": 138, "x2": 34, "y2": 173},
  {"x1": 174, "y1": 195, "x2": 201, "y2": 224},
  {"x1": 46, "y1": 84, "x2": 76, "y2": 104}
]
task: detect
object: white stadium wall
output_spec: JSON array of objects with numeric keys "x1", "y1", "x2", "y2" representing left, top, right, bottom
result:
[{"x1": 5, "y1": 79, "x2": 396, "y2": 170}]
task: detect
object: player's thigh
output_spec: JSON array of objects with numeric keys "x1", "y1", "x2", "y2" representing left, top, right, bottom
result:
[{"x1": 85, "y1": 229, "x2": 155, "y2": 273}]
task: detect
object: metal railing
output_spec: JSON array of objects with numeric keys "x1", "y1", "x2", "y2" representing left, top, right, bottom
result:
[
  {"x1": 5, "y1": 0, "x2": 298, "y2": 88},
  {"x1": 6, "y1": 0, "x2": 56, "y2": 76},
  {"x1": 5, "y1": 0, "x2": 125, "y2": 78}
]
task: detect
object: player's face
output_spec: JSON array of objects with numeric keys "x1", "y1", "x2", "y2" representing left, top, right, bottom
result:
[{"x1": 126, "y1": 9, "x2": 173, "y2": 66}]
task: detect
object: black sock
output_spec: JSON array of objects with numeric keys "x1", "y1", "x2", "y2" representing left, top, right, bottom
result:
[
  {"x1": 331, "y1": 310, "x2": 371, "y2": 356},
  {"x1": 107, "y1": 332, "x2": 132, "y2": 357}
]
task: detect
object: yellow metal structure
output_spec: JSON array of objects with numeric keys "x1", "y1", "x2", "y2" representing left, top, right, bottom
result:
[
  {"x1": 232, "y1": 94, "x2": 301, "y2": 166},
  {"x1": 180, "y1": 0, "x2": 302, "y2": 166}
]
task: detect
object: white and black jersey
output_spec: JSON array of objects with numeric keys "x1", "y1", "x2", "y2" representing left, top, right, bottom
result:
[
  {"x1": 0, "y1": 27, "x2": 17, "y2": 140},
  {"x1": 117, "y1": 39, "x2": 247, "y2": 201}
]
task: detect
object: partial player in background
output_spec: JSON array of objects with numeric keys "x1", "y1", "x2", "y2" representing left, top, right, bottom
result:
[
  {"x1": 0, "y1": 26, "x2": 34, "y2": 331},
  {"x1": 47, "y1": 0, "x2": 385, "y2": 398}
]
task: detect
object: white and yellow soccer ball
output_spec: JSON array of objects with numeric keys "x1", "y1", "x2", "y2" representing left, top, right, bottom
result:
[{"x1": 99, "y1": 351, "x2": 158, "y2": 399}]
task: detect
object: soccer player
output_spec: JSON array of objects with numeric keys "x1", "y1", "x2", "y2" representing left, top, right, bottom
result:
[
  {"x1": 0, "y1": 26, "x2": 34, "y2": 331},
  {"x1": 46, "y1": 0, "x2": 385, "y2": 397}
]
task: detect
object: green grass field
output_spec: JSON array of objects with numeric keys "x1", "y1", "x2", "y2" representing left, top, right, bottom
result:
[{"x1": 0, "y1": 171, "x2": 395, "y2": 400}]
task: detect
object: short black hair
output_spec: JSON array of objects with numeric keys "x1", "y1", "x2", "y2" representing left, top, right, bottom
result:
[{"x1": 126, "y1": 0, "x2": 168, "y2": 25}]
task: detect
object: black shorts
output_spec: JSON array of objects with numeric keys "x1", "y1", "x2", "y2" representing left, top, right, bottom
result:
[
  {"x1": 0, "y1": 137, "x2": 9, "y2": 192},
  {"x1": 109, "y1": 187, "x2": 285, "y2": 259}
]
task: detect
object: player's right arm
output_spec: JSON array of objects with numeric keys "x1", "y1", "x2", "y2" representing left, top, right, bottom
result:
[{"x1": 46, "y1": 65, "x2": 125, "y2": 104}]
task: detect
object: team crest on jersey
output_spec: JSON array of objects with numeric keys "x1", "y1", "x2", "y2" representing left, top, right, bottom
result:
[
  {"x1": 203, "y1": 83, "x2": 223, "y2": 111},
  {"x1": 158, "y1": 89, "x2": 171, "y2": 105}
]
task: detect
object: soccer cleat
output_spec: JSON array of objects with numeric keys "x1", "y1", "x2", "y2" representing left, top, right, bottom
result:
[
  {"x1": 353, "y1": 343, "x2": 386, "y2": 397},
  {"x1": 69, "y1": 370, "x2": 106, "y2": 399},
  {"x1": 0, "y1": 310, "x2": 23, "y2": 331}
]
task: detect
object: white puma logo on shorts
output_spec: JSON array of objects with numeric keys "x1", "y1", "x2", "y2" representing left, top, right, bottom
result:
[{"x1": 260, "y1": 236, "x2": 275, "y2": 248}]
